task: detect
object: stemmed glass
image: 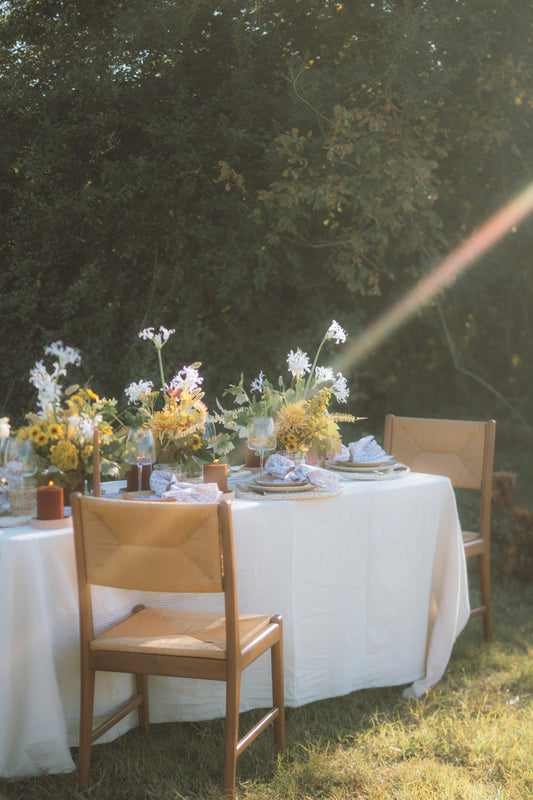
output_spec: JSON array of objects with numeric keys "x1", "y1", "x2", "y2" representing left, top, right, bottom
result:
[
  {"x1": 4, "y1": 438, "x2": 37, "y2": 478},
  {"x1": 124, "y1": 428, "x2": 156, "y2": 492},
  {"x1": 247, "y1": 417, "x2": 277, "y2": 475}
]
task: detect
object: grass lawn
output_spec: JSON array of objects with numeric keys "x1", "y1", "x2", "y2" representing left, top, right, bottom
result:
[{"x1": 1, "y1": 559, "x2": 532, "y2": 800}]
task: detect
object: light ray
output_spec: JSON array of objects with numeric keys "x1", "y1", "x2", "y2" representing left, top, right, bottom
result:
[{"x1": 335, "y1": 182, "x2": 533, "y2": 374}]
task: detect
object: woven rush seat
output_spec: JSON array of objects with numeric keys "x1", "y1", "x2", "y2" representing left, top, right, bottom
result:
[{"x1": 92, "y1": 606, "x2": 273, "y2": 659}]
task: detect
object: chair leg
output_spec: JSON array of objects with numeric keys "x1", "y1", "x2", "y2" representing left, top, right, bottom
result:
[
  {"x1": 78, "y1": 666, "x2": 95, "y2": 790},
  {"x1": 223, "y1": 669, "x2": 242, "y2": 800},
  {"x1": 136, "y1": 673, "x2": 150, "y2": 734},
  {"x1": 479, "y1": 552, "x2": 492, "y2": 641},
  {"x1": 271, "y1": 625, "x2": 285, "y2": 752}
]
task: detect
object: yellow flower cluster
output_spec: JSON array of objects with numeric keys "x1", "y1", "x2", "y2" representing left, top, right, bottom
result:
[
  {"x1": 50, "y1": 440, "x2": 79, "y2": 472},
  {"x1": 149, "y1": 391, "x2": 209, "y2": 461},
  {"x1": 275, "y1": 389, "x2": 343, "y2": 456}
]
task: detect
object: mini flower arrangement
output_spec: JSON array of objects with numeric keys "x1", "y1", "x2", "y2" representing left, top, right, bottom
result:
[
  {"x1": 216, "y1": 320, "x2": 358, "y2": 461},
  {"x1": 125, "y1": 327, "x2": 232, "y2": 475},
  {"x1": 15, "y1": 342, "x2": 122, "y2": 492}
]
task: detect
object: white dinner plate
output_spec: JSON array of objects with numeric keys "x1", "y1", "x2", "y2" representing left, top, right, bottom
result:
[{"x1": 326, "y1": 459, "x2": 398, "y2": 473}]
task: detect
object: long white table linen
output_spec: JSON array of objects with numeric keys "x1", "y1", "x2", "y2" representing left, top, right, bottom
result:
[{"x1": 0, "y1": 472, "x2": 469, "y2": 779}]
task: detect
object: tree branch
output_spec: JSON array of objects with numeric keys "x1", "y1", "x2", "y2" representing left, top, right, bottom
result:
[{"x1": 437, "y1": 300, "x2": 528, "y2": 427}]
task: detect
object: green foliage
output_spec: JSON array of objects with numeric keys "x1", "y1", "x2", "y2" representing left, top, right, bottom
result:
[{"x1": 1, "y1": 0, "x2": 532, "y2": 437}]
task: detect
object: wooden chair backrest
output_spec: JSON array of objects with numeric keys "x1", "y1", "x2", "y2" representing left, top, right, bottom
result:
[
  {"x1": 384, "y1": 415, "x2": 496, "y2": 541},
  {"x1": 71, "y1": 496, "x2": 228, "y2": 594},
  {"x1": 383, "y1": 415, "x2": 496, "y2": 490}
]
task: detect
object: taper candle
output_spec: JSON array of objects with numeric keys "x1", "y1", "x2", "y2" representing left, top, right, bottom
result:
[{"x1": 92, "y1": 427, "x2": 101, "y2": 498}]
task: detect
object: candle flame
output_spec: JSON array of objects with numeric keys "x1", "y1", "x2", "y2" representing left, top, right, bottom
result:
[{"x1": 48, "y1": 480, "x2": 55, "y2": 487}]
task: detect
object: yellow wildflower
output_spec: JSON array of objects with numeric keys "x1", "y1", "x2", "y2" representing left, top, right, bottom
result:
[
  {"x1": 50, "y1": 440, "x2": 79, "y2": 472},
  {"x1": 275, "y1": 401, "x2": 307, "y2": 431}
]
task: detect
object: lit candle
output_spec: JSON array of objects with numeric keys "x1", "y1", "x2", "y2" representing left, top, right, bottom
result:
[
  {"x1": 203, "y1": 461, "x2": 228, "y2": 493},
  {"x1": 37, "y1": 481, "x2": 64, "y2": 520}
]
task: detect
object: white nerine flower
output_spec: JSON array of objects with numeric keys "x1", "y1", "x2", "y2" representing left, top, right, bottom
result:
[
  {"x1": 67, "y1": 416, "x2": 94, "y2": 440},
  {"x1": 331, "y1": 372, "x2": 349, "y2": 403},
  {"x1": 167, "y1": 364, "x2": 203, "y2": 393},
  {"x1": 315, "y1": 366, "x2": 335, "y2": 384},
  {"x1": 287, "y1": 349, "x2": 311, "y2": 380},
  {"x1": 45, "y1": 341, "x2": 81, "y2": 370},
  {"x1": 138, "y1": 326, "x2": 175, "y2": 349},
  {"x1": 29, "y1": 361, "x2": 62, "y2": 416},
  {"x1": 325, "y1": 320, "x2": 347, "y2": 344},
  {"x1": 0, "y1": 417, "x2": 10, "y2": 439},
  {"x1": 125, "y1": 380, "x2": 154, "y2": 404},
  {"x1": 250, "y1": 371, "x2": 265, "y2": 393}
]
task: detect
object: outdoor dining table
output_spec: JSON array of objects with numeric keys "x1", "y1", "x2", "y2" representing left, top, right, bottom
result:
[{"x1": 0, "y1": 469, "x2": 470, "y2": 779}]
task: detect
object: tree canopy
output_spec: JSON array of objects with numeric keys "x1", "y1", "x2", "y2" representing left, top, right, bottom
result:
[{"x1": 1, "y1": 0, "x2": 532, "y2": 431}]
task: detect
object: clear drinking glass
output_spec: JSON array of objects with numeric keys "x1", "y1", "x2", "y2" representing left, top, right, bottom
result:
[
  {"x1": 3, "y1": 438, "x2": 38, "y2": 515},
  {"x1": 124, "y1": 428, "x2": 156, "y2": 492},
  {"x1": 247, "y1": 417, "x2": 277, "y2": 475}
]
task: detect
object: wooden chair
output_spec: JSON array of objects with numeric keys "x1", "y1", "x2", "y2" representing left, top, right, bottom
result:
[
  {"x1": 383, "y1": 415, "x2": 496, "y2": 641},
  {"x1": 71, "y1": 495, "x2": 285, "y2": 798}
]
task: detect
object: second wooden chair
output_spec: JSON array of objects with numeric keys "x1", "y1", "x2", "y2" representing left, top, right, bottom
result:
[{"x1": 383, "y1": 414, "x2": 496, "y2": 641}]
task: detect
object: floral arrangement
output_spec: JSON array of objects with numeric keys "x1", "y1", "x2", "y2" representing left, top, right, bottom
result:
[
  {"x1": 216, "y1": 320, "x2": 357, "y2": 460},
  {"x1": 14, "y1": 342, "x2": 122, "y2": 491},
  {"x1": 125, "y1": 327, "x2": 232, "y2": 475}
]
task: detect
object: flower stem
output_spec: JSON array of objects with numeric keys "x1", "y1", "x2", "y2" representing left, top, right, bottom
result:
[
  {"x1": 304, "y1": 335, "x2": 326, "y2": 397},
  {"x1": 156, "y1": 349, "x2": 166, "y2": 395}
]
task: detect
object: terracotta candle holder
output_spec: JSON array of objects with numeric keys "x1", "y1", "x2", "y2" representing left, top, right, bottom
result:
[
  {"x1": 37, "y1": 481, "x2": 64, "y2": 520},
  {"x1": 203, "y1": 462, "x2": 228, "y2": 493},
  {"x1": 245, "y1": 443, "x2": 261, "y2": 468},
  {"x1": 126, "y1": 465, "x2": 152, "y2": 492}
]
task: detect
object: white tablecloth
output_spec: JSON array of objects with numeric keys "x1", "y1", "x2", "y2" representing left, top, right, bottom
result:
[{"x1": 0, "y1": 472, "x2": 469, "y2": 778}]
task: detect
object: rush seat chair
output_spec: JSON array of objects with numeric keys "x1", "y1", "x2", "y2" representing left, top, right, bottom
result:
[
  {"x1": 383, "y1": 415, "x2": 496, "y2": 641},
  {"x1": 71, "y1": 494, "x2": 285, "y2": 798}
]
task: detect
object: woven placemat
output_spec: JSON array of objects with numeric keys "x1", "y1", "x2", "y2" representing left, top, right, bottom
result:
[
  {"x1": 0, "y1": 514, "x2": 33, "y2": 528},
  {"x1": 234, "y1": 483, "x2": 344, "y2": 501}
]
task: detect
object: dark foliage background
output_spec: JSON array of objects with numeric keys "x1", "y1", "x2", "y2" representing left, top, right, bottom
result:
[{"x1": 1, "y1": 0, "x2": 532, "y2": 454}]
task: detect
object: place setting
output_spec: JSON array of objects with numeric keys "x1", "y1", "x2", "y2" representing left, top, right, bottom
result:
[
  {"x1": 325, "y1": 434, "x2": 409, "y2": 481},
  {"x1": 235, "y1": 448, "x2": 344, "y2": 501}
]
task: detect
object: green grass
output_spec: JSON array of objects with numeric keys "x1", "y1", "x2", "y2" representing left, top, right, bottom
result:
[{"x1": 1, "y1": 565, "x2": 532, "y2": 800}]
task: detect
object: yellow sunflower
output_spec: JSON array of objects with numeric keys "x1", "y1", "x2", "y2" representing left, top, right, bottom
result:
[
  {"x1": 36, "y1": 431, "x2": 49, "y2": 446},
  {"x1": 28, "y1": 424, "x2": 44, "y2": 442},
  {"x1": 47, "y1": 423, "x2": 63, "y2": 438}
]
